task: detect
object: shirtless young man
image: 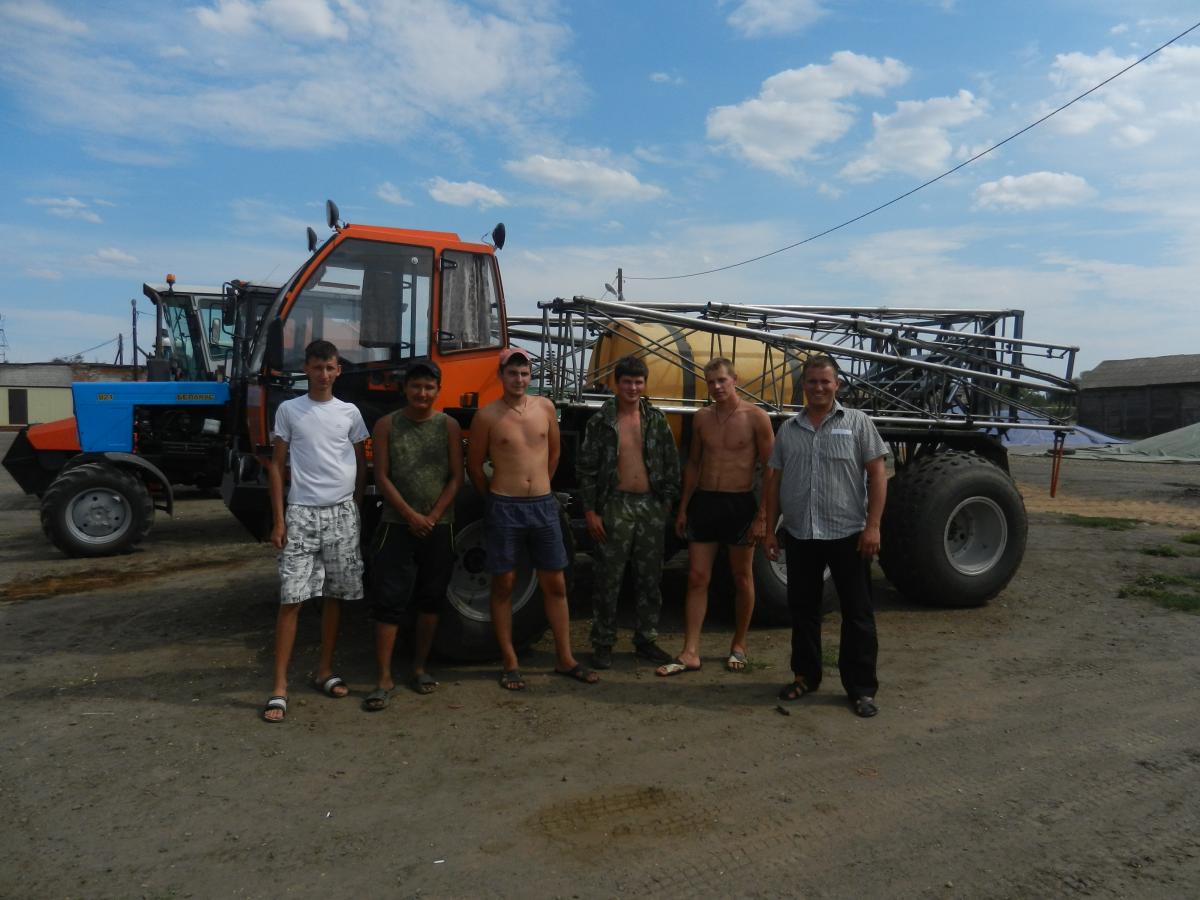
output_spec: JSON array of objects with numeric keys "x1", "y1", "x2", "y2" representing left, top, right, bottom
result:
[
  {"x1": 657, "y1": 358, "x2": 774, "y2": 676},
  {"x1": 466, "y1": 348, "x2": 598, "y2": 690}
]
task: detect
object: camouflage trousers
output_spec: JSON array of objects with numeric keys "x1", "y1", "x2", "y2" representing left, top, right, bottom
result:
[{"x1": 590, "y1": 491, "x2": 668, "y2": 649}]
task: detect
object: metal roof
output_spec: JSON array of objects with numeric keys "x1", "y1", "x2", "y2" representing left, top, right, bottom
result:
[{"x1": 1079, "y1": 353, "x2": 1200, "y2": 390}]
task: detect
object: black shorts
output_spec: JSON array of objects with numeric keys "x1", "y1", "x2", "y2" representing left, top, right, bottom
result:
[
  {"x1": 485, "y1": 494, "x2": 569, "y2": 574},
  {"x1": 685, "y1": 490, "x2": 757, "y2": 546},
  {"x1": 369, "y1": 522, "x2": 454, "y2": 623}
]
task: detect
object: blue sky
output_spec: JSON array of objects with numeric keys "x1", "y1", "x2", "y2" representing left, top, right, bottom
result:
[{"x1": 1, "y1": 0, "x2": 1198, "y2": 373}]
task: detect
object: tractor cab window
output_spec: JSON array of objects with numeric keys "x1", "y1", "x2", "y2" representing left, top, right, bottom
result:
[
  {"x1": 196, "y1": 299, "x2": 234, "y2": 377},
  {"x1": 439, "y1": 250, "x2": 502, "y2": 352},
  {"x1": 282, "y1": 239, "x2": 432, "y2": 370},
  {"x1": 160, "y1": 301, "x2": 206, "y2": 381}
]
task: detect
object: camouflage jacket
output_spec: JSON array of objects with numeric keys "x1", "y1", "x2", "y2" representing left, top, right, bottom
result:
[{"x1": 577, "y1": 397, "x2": 681, "y2": 513}]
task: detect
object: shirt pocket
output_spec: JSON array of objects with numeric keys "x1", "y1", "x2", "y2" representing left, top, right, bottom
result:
[{"x1": 824, "y1": 434, "x2": 856, "y2": 460}]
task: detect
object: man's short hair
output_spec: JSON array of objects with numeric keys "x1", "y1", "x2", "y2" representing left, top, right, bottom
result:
[
  {"x1": 801, "y1": 354, "x2": 840, "y2": 377},
  {"x1": 614, "y1": 355, "x2": 649, "y2": 381},
  {"x1": 305, "y1": 339, "x2": 339, "y2": 363},
  {"x1": 704, "y1": 357, "x2": 735, "y2": 377},
  {"x1": 404, "y1": 357, "x2": 442, "y2": 385}
]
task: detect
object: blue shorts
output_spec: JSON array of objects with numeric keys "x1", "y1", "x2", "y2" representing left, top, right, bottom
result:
[{"x1": 485, "y1": 493, "x2": 569, "y2": 574}]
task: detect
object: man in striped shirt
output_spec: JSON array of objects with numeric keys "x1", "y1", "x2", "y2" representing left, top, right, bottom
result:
[{"x1": 762, "y1": 355, "x2": 888, "y2": 718}]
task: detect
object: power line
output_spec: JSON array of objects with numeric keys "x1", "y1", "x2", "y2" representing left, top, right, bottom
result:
[
  {"x1": 64, "y1": 336, "x2": 119, "y2": 359},
  {"x1": 627, "y1": 19, "x2": 1200, "y2": 283}
]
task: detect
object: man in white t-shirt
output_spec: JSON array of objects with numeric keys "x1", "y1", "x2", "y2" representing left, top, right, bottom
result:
[{"x1": 261, "y1": 339, "x2": 369, "y2": 723}]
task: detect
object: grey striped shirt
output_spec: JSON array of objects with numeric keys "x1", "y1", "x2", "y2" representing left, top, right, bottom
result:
[{"x1": 768, "y1": 402, "x2": 888, "y2": 541}]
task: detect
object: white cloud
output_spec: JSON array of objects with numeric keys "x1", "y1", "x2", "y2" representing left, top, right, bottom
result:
[
  {"x1": 974, "y1": 172, "x2": 1097, "y2": 211},
  {"x1": 427, "y1": 177, "x2": 508, "y2": 209},
  {"x1": 1046, "y1": 44, "x2": 1200, "y2": 149},
  {"x1": 650, "y1": 71, "x2": 683, "y2": 85},
  {"x1": 707, "y1": 51, "x2": 910, "y2": 175},
  {"x1": 26, "y1": 196, "x2": 103, "y2": 224},
  {"x1": 840, "y1": 89, "x2": 987, "y2": 182},
  {"x1": 2, "y1": 0, "x2": 580, "y2": 151},
  {"x1": 23, "y1": 267, "x2": 62, "y2": 280},
  {"x1": 0, "y1": 0, "x2": 87, "y2": 35},
  {"x1": 258, "y1": 0, "x2": 348, "y2": 40},
  {"x1": 505, "y1": 155, "x2": 664, "y2": 202},
  {"x1": 87, "y1": 247, "x2": 139, "y2": 267},
  {"x1": 1110, "y1": 23, "x2": 1129, "y2": 36},
  {"x1": 725, "y1": 0, "x2": 826, "y2": 38},
  {"x1": 193, "y1": 0, "x2": 257, "y2": 34},
  {"x1": 375, "y1": 181, "x2": 412, "y2": 206}
]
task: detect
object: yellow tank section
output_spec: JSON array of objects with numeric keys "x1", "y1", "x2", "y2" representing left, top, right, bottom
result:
[{"x1": 586, "y1": 319, "x2": 806, "y2": 443}]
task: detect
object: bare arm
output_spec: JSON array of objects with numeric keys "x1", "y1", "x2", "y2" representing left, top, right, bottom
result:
[
  {"x1": 428, "y1": 418, "x2": 464, "y2": 524},
  {"x1": 674, "y1": 416, "x2": 705, "y2": 538},
  {"x1": 859, "y1": 455, "x2": 887, "y2": 558},
  {"x1": 545, "y1": 399, "x2": 560, "y2": 479},
  {"x1": 466, "y1": 408, "x2": 492, "y2": 496},
  {"x1": 268, "y1": 439, "x2": 289, "y2": 549},
  {"x1": 354, "y1": 440, "x2": 367, "y2": 506},
  {"x1": 749, "y1": 410, "x2": 775, "y2": 541},
  {"x1": 762, "y1": 466, "x2": 782, "y2": 560}
]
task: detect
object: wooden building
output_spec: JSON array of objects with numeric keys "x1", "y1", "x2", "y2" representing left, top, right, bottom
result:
[{"x1": 1078, "y1": 354, "x2": 1200, "y2": 439}]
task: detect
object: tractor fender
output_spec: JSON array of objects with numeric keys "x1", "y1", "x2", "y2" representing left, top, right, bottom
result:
[{"x1": 94, "y1": 452, "x2": 175, "y2": 516}]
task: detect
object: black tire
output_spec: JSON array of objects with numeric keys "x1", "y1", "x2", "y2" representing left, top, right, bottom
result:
[
  {"x1": 705, "y1": 534, "x2": 832, "y2": 628},
  {"x1": 40, "y1": 461, "x2": 154, "y2": 558},
  {"x1": 879, "y1": 450, "x2": 1026, "y2": 608}
]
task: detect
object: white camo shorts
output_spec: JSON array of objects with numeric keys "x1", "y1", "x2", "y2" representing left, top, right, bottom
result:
[{"x1": 278, "y1": 499, "x2": 364, "y2": 604}]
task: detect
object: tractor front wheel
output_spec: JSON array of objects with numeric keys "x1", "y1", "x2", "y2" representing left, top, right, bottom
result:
[{"x1": 40, "y1": 461, "x2": 154, "y2": 558}]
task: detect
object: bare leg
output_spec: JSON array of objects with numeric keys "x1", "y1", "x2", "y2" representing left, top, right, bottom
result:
[
  {"x1": 727, "y1": 544, "x2": 756, "y2": 669},
  {"x1": 538, "y1": 569, "x2": 582, "y2": 673},
  {"x1": 673, "y1": 542, "x2": 718, "y2": 670},
  {"x1": 315, "y1": 597, "x2": 347, "y2": 696},
  {"x1": 491, "y1": 571, "x2": 519, "y2": 675},
  {"x1": 374, "y1": 622, "x2": 399, "y2": 692},
  {"x1": 267, "y1": 603, "x2": 302, "y2": 720},
  {"x1": 411, "y1": 612, "x2": 438, "y2": 677}
]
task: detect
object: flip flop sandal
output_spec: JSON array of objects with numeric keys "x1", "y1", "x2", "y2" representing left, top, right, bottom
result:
[
  {"x1": 726, "y1": 650, "x2": 748, "y2": 672},
  {"x1": 261, "y1": 695, "x2": 288, "y2": 723},
  {"x1": 656, "y1": 658, "x2": 701, "y2": 677},
  {"x1": 315, "y1": 675, "x2": 348, "y2": 698},
  {"x1": 499, "y1": 670, "x2": 526, "y2": 691},
  {"x1": 777, "y1": 681, "x2": 810, "y2": 702},
  {"x1": 410, "y1": 673, "x2": 438, "y2": 695},
  {"x1": 554, "y1": 664, "x2": 599, "y2": 684},
  {"x1": 362, "y1": 688, "x2": 390, "y2": 712}
]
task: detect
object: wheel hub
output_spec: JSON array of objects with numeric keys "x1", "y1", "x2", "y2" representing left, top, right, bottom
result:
[
  {"x1": 943, "y1": 496, "x2": 1007, "y2": 576},
  {"x1": 67, "y1": 490, "x2": 130, "y2": 541},
  {"x1": 446, "y1": 520, "x2": 538, "y2": 623}
]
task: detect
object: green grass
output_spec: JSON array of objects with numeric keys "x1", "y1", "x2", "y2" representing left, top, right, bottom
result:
[
  {"x1": 821, "y1": 644, "x2": 839, "y2": 670},
  {"x1": 1063, "y1": 514, "x2": 1139, "y2": 531},
  {"x1": 1142, "y1": 545, "x2": 1182, "y2": 558},
  {"x1": 1120, "y1": 573, "x2": 1200, "y2": 613},
  {"x1": 1180, "y1": 532, "x2": 1200, "y2": 546}
]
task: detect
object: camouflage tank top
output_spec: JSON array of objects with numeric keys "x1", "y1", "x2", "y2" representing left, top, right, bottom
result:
[{"x1": 379, "y1": 412, "x2": 455, "y2": 525}]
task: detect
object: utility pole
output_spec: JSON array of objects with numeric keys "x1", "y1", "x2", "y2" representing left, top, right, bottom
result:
[
  {"x1": 0, "y1": 314, "x2": 8, "y2": 363},
  {"x1": 114, "y1": 333, "x2": 123, "y2": 366},
  {"x1": 616, "y1": 268, "x2": 624, "y2": 302},
  {"x1": 131, "y1": 298, "x2": 139, "y2": 381}
]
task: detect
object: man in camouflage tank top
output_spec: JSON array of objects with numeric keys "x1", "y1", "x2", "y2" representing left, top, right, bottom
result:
[{"x1": 363, "y1": 359, "x2": 463, "y2": 711}]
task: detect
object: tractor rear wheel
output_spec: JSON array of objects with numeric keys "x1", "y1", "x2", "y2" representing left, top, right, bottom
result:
[
  {"x1": 879, "y1": 450, "x2": 1026, "y2": 608},
  {"x1": 40, "y1": 461, "x2": 154, "y2": 558}
]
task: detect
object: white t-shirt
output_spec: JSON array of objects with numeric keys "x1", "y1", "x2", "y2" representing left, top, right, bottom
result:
[{"x1": 272, "y1": 394, "x2": 369, "y2": 507}]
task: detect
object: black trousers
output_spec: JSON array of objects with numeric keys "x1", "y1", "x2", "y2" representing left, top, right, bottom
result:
[{"x1": 784, "y1": 532, "x2": 879, "y2": 699}]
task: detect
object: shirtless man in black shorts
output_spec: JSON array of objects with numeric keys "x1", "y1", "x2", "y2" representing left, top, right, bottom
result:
[{"x1": 658, "y1": 358, "x2": 774, "y2": 675}]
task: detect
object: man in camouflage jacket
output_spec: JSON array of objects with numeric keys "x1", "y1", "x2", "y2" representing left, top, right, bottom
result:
[{"x1": 577, "y1": 355, "x2": 681, "y2": 668}]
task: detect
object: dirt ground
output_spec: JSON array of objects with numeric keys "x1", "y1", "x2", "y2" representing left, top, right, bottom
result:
[{"x1": 3, "y1": 437, "x2": 1200, "y2": 899}]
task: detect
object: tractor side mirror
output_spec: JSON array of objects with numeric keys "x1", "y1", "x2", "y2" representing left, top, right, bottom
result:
[
  {"x1": 265, "y1": 319, "x2": 285, "y2": 371},
  {"x1": 491, "y1": 222, "x2": 506, "y2": 250},
  {"x1": 221, "y1": 284, "x2": 236, "y2": 326},
  {"x1": 307, "y1": 227, "x2": 318, "y2": 253},
  {"x1": 326, "y1": 199, "x2": 340, "y2": 231}
]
